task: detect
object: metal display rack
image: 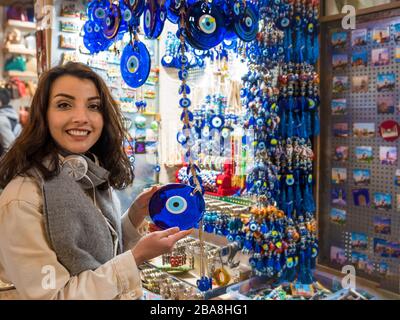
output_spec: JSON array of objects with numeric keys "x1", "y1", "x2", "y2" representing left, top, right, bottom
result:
[{"x1": 319, "y1": 6, "x2": 400, "y2": 294}]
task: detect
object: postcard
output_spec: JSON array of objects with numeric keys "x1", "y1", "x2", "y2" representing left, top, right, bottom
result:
[
  {"x1": 332, "y1": 187, "x2": 347, "y2": 206},
  {"x1": 380, "y1": 146, "x2": 397, "y2": 165},
  {"x1": 373, "y1": 192, "x2": 392, "y2": 210},
  {"x1": 355, "y1": 146, "x2": 373, "y2": 163},
  {"x1": 333, "y1": 76, "x2": 349, "y2": 94},
  {"x1": 353, "y1": 169, "x2": 371, "y2": 186},
  {"x1": 353, "y1": 122, "x2": 375, "y2": 138},
  {"x1": 333, "y1": 122, "x2": 349, "y2": 138},
  {"x1": 332, "y1": 98, "x2": 347, "y2": 115},
  {"x1": 330, "y1": 208, "x2": 346, "y2": 225},
  {"x1": 332, "y1": 168, "x2": 347, "y2": 184},
  {"x1": 377, "y1": 96, "x2": 395, "y2": 114},
  {"x1": 330, "y1": 246, "x2": 347, "y2": 265},
  {"x1": 332, "y1": 31, "x2": 348, "y2": 49},
  {"x1": 352, "y1": 76, "x2": 369, "y2": 93},
  {"x1": 333, "y1": 146, "x2": 349, "y2": 162},
  {"x1": 352, "y1": 50, "x2": 368, "y2": 67},
  {"x1": 372, "y1": 48, "x2": 390, "y2": 66},
  {"x1": 352, "y1": 188, "x2": 370, "y2": 207},
  {"x1": 351, "y1": 232, "x2": 368, "y2": 251},
  {"x1": 352, "y1": 29, "x2": 367, "y2": 46},
  {"x1": 373, "y1": 216, "x2": 391, "y2": 235},
  {"x1": 372, "y1": 25, "x2": 390, "y2": 44},
  {"x1": 377, "y1": 73, "x2": 396, "y2": 92},
  {"x1": 333, "y1": 53, "x2": 348, "y2": 71}
]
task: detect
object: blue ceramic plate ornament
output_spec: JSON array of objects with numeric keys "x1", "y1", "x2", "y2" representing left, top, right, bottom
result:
[
  {"x1": 120, "y1": 41, "x2": 151, "y2": 88},
  {"x1": 233, "y1": 3, "x2": 258, "y2": 42},
  {"x1": 88, "y1": 0, "x2": 110, "y2": 24},
  {"x1": 149, "y1": 183, "x2": 205, "y2": 230},
  {"x1": 165, "y1": 0, "x2": 181, "y2": 24},
  {"x1": 143, "y1": 0, "x2": 166, "y2": 39},
  {"x1": 83, "y1": 21, "x2": 111, "y2": 54},
  {"x1": 125, "y1": 0, "x2": 145, "y2": 17},
  {"x1": 102, "y1": 3, "x2": 121, "y2": 39},
  {"x1": 119, "y1": 0, "x2": 133, "y2": 33},
  {"x1": 185, "y1": 1, "x2": 226, "y2": 50},
  {"x1": 152, "y1": 4, "x2": 167, "y2": 38}
]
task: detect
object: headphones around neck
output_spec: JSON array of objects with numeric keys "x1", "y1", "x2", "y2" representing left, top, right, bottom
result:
[
  {"x1": 61, "y1": 154, "x2": 100, "y2": 207},
  {"x1": 61, "y1": 153, "x2": 99, "y2": 181},
  {"x1": 61, "y1": 155, "x2": 88, "y2": 181}
]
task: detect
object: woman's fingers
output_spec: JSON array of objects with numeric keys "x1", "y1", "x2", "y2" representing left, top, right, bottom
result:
[
  {"x1": 136, "y1": 186, "x2": 160, "y2": 206},
  {"x1": 167, "y1": 229, "x2": 193, "y2": 243},
  {"x1": 159, "y1": 227, "x2": 181, "y2": 238}
]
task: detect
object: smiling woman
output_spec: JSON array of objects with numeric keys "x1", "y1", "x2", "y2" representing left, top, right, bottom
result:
[
  {"x1": 0, "y1": 62, "x2": 192, "y2": 300},
  {"x1": 47, "y1": 76, "x2": 104, "y2": 155},
  {"x1": 0, "y1": 62, "x2": 131, "y2": 189}
]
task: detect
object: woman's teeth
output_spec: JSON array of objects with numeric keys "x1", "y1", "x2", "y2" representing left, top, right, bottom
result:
[{"x1": 67, "y1": 130, "x2": 90, "y2": 136}]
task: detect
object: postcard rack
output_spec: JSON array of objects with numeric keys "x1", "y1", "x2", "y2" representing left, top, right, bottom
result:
[{"x1": 318, "y1": 7, "x2": 400, "y2": 294}]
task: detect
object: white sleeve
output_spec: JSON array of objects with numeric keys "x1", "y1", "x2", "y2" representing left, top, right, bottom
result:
[{"x1": 0, "y1": 200, "x2": 143, "y2": 300}]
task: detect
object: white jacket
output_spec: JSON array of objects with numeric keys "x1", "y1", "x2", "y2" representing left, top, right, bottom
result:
[{"x1": 0, "y1": 175, "x2": 145, "y2": 300}]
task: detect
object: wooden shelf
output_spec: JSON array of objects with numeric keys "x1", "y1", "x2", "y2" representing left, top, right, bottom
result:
[
  {"x1": 3, "y1": 47, "x2": 36, "y2": 56},
  {"x1": 4, "y1": 70, "x2": 38, "y2": 78},
  {"x1": 5, "y1": 19, "x2": 36, "y2": 31}
]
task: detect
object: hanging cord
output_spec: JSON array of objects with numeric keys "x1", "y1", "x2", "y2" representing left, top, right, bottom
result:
[{"x1": 178, "y1": 4, "x2": 208, "y2": 284}]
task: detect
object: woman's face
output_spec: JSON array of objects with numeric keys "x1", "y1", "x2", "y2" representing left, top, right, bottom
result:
[{"x1": 47, "y1": 75, "x2": 104, "y2": 154}]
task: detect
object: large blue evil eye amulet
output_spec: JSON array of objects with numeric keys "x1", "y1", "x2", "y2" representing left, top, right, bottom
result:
[
  {"x1": 149, "y1": 183, "x2": 205, "y2": 230},
  {"x1": 120, "y1": 41, "x2": 151, "y2": 88}
]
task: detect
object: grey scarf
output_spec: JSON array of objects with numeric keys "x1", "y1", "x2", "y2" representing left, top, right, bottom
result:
[{"x1": 38, "y1": 154, "x2": 123, "y2": 276}]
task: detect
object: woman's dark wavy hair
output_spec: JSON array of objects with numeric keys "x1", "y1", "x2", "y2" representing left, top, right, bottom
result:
[{"x1": 0, "y1": 62, "x2": 134, "y2": 189}]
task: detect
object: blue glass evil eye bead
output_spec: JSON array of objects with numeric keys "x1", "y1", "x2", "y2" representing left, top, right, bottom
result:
[
  {"x1": 179, "y1": 97, "x2": 191, "y2": 108},
  {"x1": 178, "y1": 69, "x2": 189, "y2": 80},
  {"x1": 179, "y1": 84, "x2": 191, "y2": 95}
]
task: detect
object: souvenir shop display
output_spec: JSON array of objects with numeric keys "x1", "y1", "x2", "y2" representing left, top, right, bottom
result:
[
  {"x1": 84, "y1": 0, "x2": 258, "y2": 89},
  {"x1": 141, "y1": 234, "x2": 248, "y2": 299},
  {"x1": 228, "y1": 0, "x2": 320, "y2": 286},
  {"x1": 3, "y1": 0, "x2": 399, "y2": 301},
  {"x1": 318, "y1": 7, "x2": 400, "y2": 294}
]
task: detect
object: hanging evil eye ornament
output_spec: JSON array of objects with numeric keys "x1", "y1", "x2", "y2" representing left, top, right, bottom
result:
[
  {"x1": 143, "y1": 0, "x2": 167, "y2": 39},
  {"x1": 233, "y1": 2, "x2": 259, "y2": 42},
  {"x1": 83, "y1": 21, "x2": 98, "y2": 54},
  {"x1": 125, "y1": 0, "x2": 145, "y2": 17},
  {"x1": 209, "y1": 114, "x2": 225, "y2": 131},
  {"x1": 83, "y1": 21, "x2": 111, "y2": 54},
  {"x1": 166, "y1": 0, "x2": 184, "y2": 24},
  {"x1": 218, "y1": 0, "x2": 240, "y2": 40},
  {"x1": 119, "y1": 0, "x2": 133, "y2": 33},
  {"x1": 102, "y1": 2, "x2": 121, "y2": 40},
  {"x1": 304, "y1": 0, "x2": 319, "y2": 65},
  {"x1": 120, "y1": 40, "x2": 151, "y2": 88},
  {"x1": 149, "y1": 183, "x2": 205, "y2": 230},
  {"x1": 222, "y1": 39, "x2": 237, "y2": 50},
  {"x1": 176, "y1": 4, "x2": 211, "y2": 291},
  {"x1": 161, "y1": 31, "x2": 176, "y2": 67},
  {"x1": 88, "y1": 0, "x2": 110, "y2": 24},
  {"x1": 184, "y1": 1, "x2": 226, "y2": 50},
  {"x1": 276, "y1": 4, "x2": 292, "y2": 63},
  {"x1": 231, "y1": 0, "x2": 245, "y2": 21}
]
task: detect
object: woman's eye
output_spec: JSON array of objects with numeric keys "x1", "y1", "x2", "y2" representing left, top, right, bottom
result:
[
  {"x1": 57, "y1": 102, "x2": 71, "y2": 109},
  {"x1": 88, "y1": 104, "x2": 101, "y2": 111}
]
